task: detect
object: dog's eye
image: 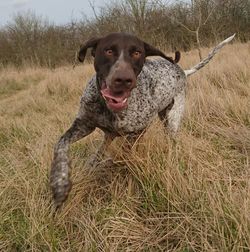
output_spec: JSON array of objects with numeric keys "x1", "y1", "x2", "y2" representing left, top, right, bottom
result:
[
  {"x1": 105, "y1": 49, "x2": 113, "y2": 56},
  {"x1": 132, "y1": 51, "x2": 142, "y2": 59}
]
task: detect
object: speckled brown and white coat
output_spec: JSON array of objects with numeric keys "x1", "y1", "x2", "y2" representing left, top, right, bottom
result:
[
  {"x1": 50, "y1": 33, "x2": 235, "y2": 209},
  {"x1": 79, "y1": 59, "x2": 186, "y2": 135}
]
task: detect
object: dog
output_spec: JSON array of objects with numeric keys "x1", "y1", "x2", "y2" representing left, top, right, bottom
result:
[{"x1": 50, "y1": 32, "x2": 235, "y2": 208}]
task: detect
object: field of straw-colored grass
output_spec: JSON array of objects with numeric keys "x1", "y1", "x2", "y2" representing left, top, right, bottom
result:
[{"x1": 0, "y1": 42, "x2": 249, "y2": 251}]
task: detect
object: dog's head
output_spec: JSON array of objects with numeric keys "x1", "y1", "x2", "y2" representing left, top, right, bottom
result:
[{"x1": 78, "y1": 33, "x2": 179, "y2": 112}]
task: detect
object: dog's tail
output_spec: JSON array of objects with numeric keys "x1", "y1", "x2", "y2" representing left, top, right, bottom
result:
[
  {"x1": 174, "y1": 51, "x2": 181, "y2": 63},
  {"x1": 184, "y1": 34, "x2": 236, "y2": 77}
]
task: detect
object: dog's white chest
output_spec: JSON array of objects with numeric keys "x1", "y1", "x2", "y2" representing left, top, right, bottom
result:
[{"x1": 113, "y1": 88, "x2": 158, "y2": 133}]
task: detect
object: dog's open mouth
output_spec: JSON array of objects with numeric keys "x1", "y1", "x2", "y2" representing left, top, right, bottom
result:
[{"x1": 100, "y1": 81, "x2": 130, "y2": 112}]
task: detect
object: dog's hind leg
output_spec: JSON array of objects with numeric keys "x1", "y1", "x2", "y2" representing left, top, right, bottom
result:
[{"x1": 159, "y1": 90, "x2": 185, "y2": 136}]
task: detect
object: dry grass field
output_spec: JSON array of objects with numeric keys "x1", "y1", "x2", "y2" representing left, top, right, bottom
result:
[{"x1": 0, "y1": 42, "x2": 249, "y2": 251}]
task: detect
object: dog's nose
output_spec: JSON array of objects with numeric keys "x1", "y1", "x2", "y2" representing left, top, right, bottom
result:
[
  {"x1": 111, "y1": 62, "x2": 136, "y2": 91},
  {"x1": 114, "y1": 77, "x2": 133, "y2": 88}
]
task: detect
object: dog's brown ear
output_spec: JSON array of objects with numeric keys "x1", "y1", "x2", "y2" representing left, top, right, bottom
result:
[
  {"x1": 144, "y1": 42, "x2": 179, "y2": 64},
  {"x1": 78, "y1": 37, "x2": 102, "y2": 63}
]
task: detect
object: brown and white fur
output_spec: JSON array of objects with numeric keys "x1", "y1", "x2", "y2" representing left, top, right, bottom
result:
[{"x1": 50, "y1": 32, "x2": 235, "y2": 209}]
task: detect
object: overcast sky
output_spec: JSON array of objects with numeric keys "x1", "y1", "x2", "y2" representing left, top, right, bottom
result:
[{"x1": 0, "y1": 0, "x2": 108, "y2": 27}]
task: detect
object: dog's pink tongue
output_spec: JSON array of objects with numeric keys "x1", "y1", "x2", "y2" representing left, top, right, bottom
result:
[{"x1": 101, "y1": 87, "x2": 128, "y2": 103}]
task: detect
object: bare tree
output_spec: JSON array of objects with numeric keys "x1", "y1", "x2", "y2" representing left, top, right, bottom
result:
[{"x1": 168, "y1": 0, "x2": 216, "y2": 60}]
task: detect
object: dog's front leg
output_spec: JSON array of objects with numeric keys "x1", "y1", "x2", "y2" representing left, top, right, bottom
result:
[
  {"x1": 50, "y1": 117, "x2": 95, "y2": 209},
  {"x1": 85, "y1": 133, "x2": 115, "y2": 169}
]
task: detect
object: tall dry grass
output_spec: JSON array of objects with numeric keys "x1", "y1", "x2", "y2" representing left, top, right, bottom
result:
[{"x1": 0, "y1": 42, "x2": 249, "y2": 251}]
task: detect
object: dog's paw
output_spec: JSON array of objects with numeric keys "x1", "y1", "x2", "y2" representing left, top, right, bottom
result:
[
  {"x1": 84, "y1": 154, "x2": 100, "y2": 170},
  {"x1": 50, "y1": 159, "x2": 72, "y2": 209},
  {"x1": 98, "y1": 158, "x2": 114, "y2": 168},
  {"x1": 84, "y1": 154, "x2": 114, "y2": 170}
]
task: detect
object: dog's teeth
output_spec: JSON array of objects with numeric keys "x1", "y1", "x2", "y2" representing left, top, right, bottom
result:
[{"x1": 122, "y1": 98, "x2": 127, "y2": 104}]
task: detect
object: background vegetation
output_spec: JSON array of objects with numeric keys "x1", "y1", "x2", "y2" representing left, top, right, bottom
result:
[{"x1": 0, "y1": 0, "x2": 249, "y2": 67}]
